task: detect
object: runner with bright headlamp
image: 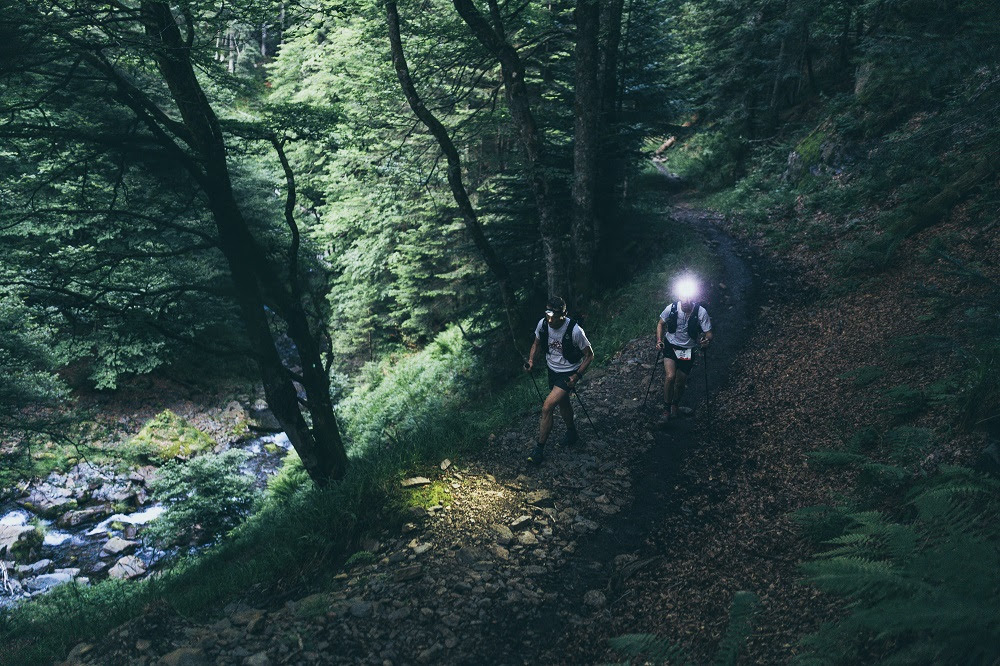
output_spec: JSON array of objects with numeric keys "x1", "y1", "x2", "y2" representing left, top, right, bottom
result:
[{"x1": 655, "y1": 274, "x2": 713, "y2": 423}]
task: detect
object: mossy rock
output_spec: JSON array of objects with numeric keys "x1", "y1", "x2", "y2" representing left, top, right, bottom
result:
[
  {"x1": 9, "y1": 526, "x2": 44, "y2": 560},
  {"x1": 130, "y1": 410, "x2": 216, "y2": 461},
  {"x1": 795, "y1": 129, "x2": 828, "y2": 167}
]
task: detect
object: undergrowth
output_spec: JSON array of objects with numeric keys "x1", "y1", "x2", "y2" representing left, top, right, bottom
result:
[{"x1": 0, "y1": 192, "x2": 707, "y2": 666}]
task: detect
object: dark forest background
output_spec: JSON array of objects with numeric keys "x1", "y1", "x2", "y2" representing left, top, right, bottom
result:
[{"x1": 1, "y1": 0, "x2": 998, "y2": 662}]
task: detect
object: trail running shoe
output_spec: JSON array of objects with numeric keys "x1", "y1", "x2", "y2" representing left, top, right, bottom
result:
[
  {"x1": 559, "y1": 429, "x2": 579, "y2": 447},
  {"x1": 527, "y1": 443, "x2": 545, "y2": 465}
]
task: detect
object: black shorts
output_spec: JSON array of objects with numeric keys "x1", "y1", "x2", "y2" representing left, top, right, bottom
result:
[
  {"x1": 547, "y1": 368, "x2": 576, "y2": 392},
  {"x1": 665, "y1": 345, "x2": 695, "y2": 375}
]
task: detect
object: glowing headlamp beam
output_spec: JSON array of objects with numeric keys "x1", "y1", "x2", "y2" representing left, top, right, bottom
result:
[{"x1": 673, "y1": 275, "x2": 700, "y2": 301}]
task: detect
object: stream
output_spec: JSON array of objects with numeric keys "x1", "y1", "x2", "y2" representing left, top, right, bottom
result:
[{"x1": 0, "y1": 432, "x2": 292, "y2": 609}]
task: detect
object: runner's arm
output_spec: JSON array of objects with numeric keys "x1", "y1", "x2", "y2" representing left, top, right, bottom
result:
[
  {"x1": 527, "y1": 337, "x2": 541, "y2": 370},
  {"x1": 656, "y1": 318, "x2": 665, "y2": 348},
  {"x1": 699, "y1": 307, "x2": 713, "y2": 347},
  {"x1": 569, "y1": 346, "x2": 594, "y2": 385}
]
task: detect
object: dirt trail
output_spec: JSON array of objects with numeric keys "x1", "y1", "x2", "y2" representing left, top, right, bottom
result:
[{"x1": 58, "y1": 207, "x2": 763, "y2": 666}]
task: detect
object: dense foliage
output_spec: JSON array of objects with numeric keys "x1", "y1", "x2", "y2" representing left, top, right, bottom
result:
[{"x1": 0, "y1": 0, "x2": 997, "y2": 662}]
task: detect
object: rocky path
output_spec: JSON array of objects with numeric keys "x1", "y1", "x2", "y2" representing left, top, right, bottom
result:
[{"x1": 59, "y1": 207, "x2": 758, "y2": 666}]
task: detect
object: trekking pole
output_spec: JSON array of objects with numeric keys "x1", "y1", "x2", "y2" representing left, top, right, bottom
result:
[
  {"x1": 571, "y1": 387, "x2": 605, "y2": 441},
  {"x1": 640, "y1": 348, "x2": 662, "y2": 410},
  {"x1": 523, "y1": 362, "x2": 546, "y2": 405},
  {"x1": 702, "y1": 346, "x2": 712, "y2": 428}
]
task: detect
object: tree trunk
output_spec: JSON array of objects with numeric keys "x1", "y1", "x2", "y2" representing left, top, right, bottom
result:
[
  {"x1": 572, "y1": 0, "x2": 601, "y2": 313},
  {"x1": 452, "y1": 0, "x2": 570, "y2": 299},
  {"x1": 595, "y1": 0, "x2": 625, "y2": 280},
  {"x1": 384, "y1": 0, "x2": 523, "y2": 346},
  {"x1": 139, "y1": 1, "x2": 348, "y2": 484}
]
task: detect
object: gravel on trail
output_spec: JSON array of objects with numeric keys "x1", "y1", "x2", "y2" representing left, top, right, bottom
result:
[{"x1": 58, "y1": 206, "x2": 828, "y2": 666}]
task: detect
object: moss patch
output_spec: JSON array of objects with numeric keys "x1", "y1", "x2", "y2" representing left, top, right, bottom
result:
[
  {"x1": 10, "y1": 526, "x2": 44, "y2": 560},
  {"x1": 130, "y1": 410, "x2": 215, "y2": 461},
  {"x1": 405, "y1": 480, "x2": 453, "y2": 509}
]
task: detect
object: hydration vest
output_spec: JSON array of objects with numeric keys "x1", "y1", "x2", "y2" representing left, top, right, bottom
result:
[
  {"x1": 665, "y1": 302, "x2": 703, "y2": 341},
  {"x1": 540, "y1": 317, "x2": 583, "y2": 364}
]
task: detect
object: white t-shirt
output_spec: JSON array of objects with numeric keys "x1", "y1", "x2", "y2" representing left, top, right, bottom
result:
[
  {"x1": 534, "y1": 318, "x2": 591, "y2": 372},
  {"x1": 659, "y1": 302, "x2": 712, "y2": 348}
]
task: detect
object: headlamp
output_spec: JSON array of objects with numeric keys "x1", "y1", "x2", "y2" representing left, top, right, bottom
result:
[{"x1": 673, "y1": 274, "x2": 700, "y2": 301}]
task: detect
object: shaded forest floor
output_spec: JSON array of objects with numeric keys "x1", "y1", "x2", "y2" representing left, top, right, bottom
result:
[{"x1": 53, "y1": 199, "x2": 989, "y2": 665}]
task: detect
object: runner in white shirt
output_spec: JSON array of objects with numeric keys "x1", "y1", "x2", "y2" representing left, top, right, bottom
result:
[
  {"x1": 524, "y1": 297, "x2": 594, "y2": 464},
  {"x1": 655, "y1": 295, "x2": 713, "y2": 422}
]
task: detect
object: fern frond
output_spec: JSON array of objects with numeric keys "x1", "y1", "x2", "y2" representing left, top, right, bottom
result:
[
  {"x1": 714, "y1": 591, "x2": 759, "y2": 666},
  {"x1": 802, "y1": 556, "x2": 907, "y2": 599}
]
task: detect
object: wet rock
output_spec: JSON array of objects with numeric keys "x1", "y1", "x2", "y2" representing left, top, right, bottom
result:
[
  {"x1": 108, "y1": 555, "x2": 146, "y2": 580},
  {"x1": 583, "y1": 590, "x2": 606, "y2": 609},
  {"x1": 416, "y1": 643, "x2": 443, "y2": 663},
  {"x1": 18, "y1": 485, "x2": 74, "y2": 517},
  {"x1": 24, "y1": 572, "x2": 75, "y2": 592},
  {"x1": 17, "y1": 559, "x2": 53, "y2": 575},
  {"x1": 0, "y1": 524, "x2": 40, "y2": 558},
  {"x1": 102, "y1": 537, "x2": 139, "y2": 556},
  {"x1": 401, "y1": 477, "x2": 432, "y2": 488},
  {"x1": 58, "y1": 504, "x2": 114, "y2": 528}
]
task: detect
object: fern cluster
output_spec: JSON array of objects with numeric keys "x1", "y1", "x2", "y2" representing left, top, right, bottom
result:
[{"x1": 798, "y1": 467, "x2": 1000, "y2": 664}]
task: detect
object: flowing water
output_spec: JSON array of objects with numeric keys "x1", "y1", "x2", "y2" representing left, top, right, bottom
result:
[{"x1": 0, "y1": 432, "x2": 292, "y2": 609}]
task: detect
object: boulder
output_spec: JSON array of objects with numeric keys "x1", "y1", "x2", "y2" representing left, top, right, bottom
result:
[
  {"x1": 24, "y1": 572, "x2": 75, "y2": 592},
  {"x1": 58, "y1": 504, "x2": 114, "y2": 528},
  {"x1": 102, "y1": 537, "x2": 139, "y2": 556},
  {"x1": 0, "y1": 524, "x2": 41, "y2": 558},
  {"x1": 16, "y1": 559, "x2": 53, "y2": 576},
  {"x1": 17, "y1": 486, "x2": 75, "y2": 518},
  {"x1": 130, "y1": 410, "x2": 215, "y2": 461},
  {"x1": 108, "y1": 555, "x2": 146, "y2": 580}
]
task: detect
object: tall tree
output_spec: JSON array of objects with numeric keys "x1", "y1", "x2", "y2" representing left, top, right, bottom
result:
[
  {"x1": 5, "y1": 1, "x2": 349, "y2": 484},
  {"x1": 571, "y1": 0, "x2": 602, "y2": 312},
  {"x1": 384, "y1": 0, "x2": 523, "y2": 342},
  {"x1": 451, "y1": 0, "x2": 571, "y2": 301}
]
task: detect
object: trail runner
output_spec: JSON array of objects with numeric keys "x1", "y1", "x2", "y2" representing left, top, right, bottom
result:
[
  {"x1": 656, "y1": 295, "x2": 712, "y2": 423},
  {"x1": 525, "y1": 297, "x2": 594, "y2": 464}
]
